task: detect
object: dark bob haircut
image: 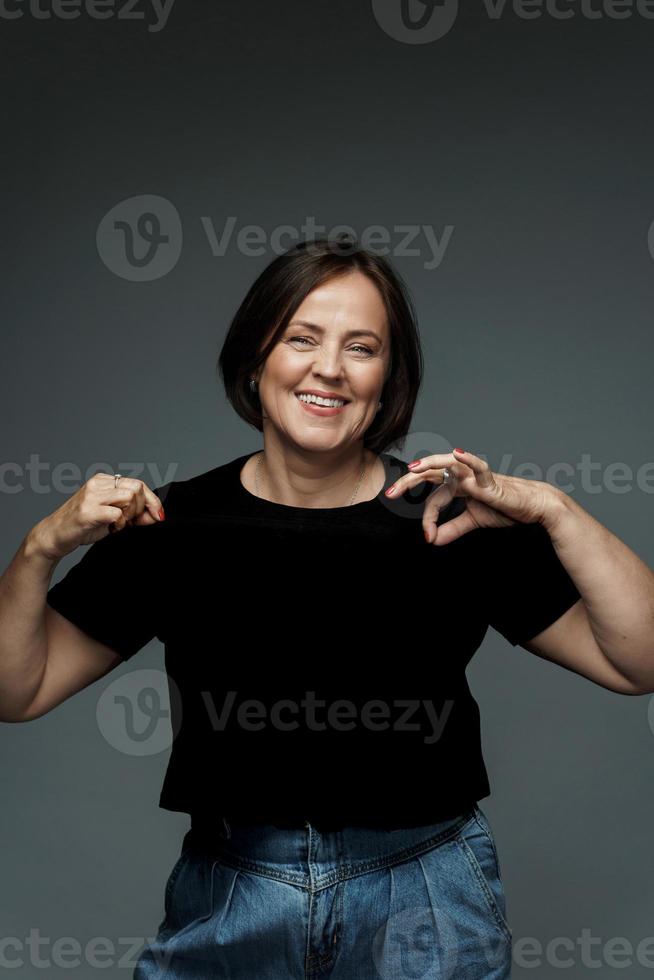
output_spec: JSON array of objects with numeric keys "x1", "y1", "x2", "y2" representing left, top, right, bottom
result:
[{"x1": 217, "y1": 235, "x2": 423, "y2": 456}]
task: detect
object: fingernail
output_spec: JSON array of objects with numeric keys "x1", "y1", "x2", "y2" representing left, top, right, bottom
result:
[
  {"x1": 385, "y1": 485, "x2": 396, "y2": 496},
  {"x1": 407, "y1": 459, "x2": 422, "y2": 469},
  {"x1": 158, "y1": 507, "x2": 165, "y2": 521},
  {"x1": 424, "y1": 530, "x2": 431, "y2": 543},
  {"x1": 454, "y1": 447, "x2": 465, "y2": 454}
]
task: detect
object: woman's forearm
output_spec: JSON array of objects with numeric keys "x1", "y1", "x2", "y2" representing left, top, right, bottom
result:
[
  {"x1": 0, "y1": 525, "x2": 59, "y2": 721},
  {"x1": 541, "y1": 486, "x2": 654, "y2": 692}
]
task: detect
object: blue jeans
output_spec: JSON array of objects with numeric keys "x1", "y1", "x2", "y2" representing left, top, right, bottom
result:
[{"x1": 134, "y1": 803, "x2": 512, "y2": 979}]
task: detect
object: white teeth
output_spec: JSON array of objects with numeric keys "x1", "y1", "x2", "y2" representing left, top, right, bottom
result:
[{"x1": 297, "y1": 393, "x2": 346, "y2": 408}]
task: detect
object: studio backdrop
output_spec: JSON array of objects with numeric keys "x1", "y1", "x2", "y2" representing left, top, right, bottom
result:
[{"x1": 1, "y1": 3, "x2": 654, "y2": 979}]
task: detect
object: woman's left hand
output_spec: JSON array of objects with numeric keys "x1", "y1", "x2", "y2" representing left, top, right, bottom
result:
[{"x1": 386, "y1": 448, "x2": 557, "y2": 546}]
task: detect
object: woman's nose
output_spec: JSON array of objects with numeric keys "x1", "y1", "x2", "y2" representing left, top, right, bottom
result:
[{"x1": 311, "y1": 350, "x2": 343, "y2": 376}]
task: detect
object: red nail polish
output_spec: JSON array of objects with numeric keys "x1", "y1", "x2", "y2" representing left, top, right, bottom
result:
[
  {"x1": 385, "y1": 486, "x2": 395, "y2": 496},
  {"x1": 424, "y1": 530, "x2": 431, "y2": 542},
  {"x1": 159, "y1": 507, "x2": 165, "y2": 521},
  {"x1": 407, "y1": 459, "x2": 422, "y2": 469},
  {"x1": 454, "y1": 447, "x2": 465, "y2": 454}
]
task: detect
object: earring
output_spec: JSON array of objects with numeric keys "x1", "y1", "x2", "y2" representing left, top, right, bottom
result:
[
  {"x1": 250, "y1": 378, "x2": 257, "y2": 392},
  {"x1": 377, "y1": 401, "x2": 382, "y2": 412}
]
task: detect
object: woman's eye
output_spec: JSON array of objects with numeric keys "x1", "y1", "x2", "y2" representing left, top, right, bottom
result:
[{"x1": 288, "y1": 337, "x2": 373, "y2": 356}]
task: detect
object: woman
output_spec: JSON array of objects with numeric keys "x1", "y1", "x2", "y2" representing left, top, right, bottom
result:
[{"x1": 3, "y1": 237, "x2": 653, "y2": 979}]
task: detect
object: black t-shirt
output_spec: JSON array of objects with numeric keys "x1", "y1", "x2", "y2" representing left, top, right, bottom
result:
[{"x1": 46, "y1": 450, "x2": 581, "y2": 827}]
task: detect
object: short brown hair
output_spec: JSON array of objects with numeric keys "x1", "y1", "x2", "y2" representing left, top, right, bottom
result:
[{"x1": 217, "y1": 236, "x2": 423, "y2": 455}]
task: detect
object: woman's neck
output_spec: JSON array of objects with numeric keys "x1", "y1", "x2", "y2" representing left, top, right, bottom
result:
[{"x1": 244, "y1": 446, "x2": 384, "y2": 508}]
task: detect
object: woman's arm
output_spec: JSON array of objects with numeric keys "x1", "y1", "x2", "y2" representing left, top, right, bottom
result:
[
  {"x1": 392, "y1": 448, "x2": 654, "y2": 693},
  {"x1": 532, "y1": 487, "x2": 654, "y2": 695},
  {"x1": 0, "y1": 474, "x2": 163, "y2": 722},
  {"x1": 0, "y1": 531, "x2": 57, "y2": 720},
  {"x1": 0, "y1": 527, "x2": 123, "y2": 722}
]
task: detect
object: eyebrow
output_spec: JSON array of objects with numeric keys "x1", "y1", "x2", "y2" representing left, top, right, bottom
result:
[{"x1": 288, "y1": 320, "x2": 384, "y2": 345}]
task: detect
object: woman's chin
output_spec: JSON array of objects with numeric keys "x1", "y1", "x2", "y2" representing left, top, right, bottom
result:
[{"x1": 284, "y1": 431, "x2": 352, "y2": 454}]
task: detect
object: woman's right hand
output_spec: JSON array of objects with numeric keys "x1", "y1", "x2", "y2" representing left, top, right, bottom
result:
[{"x1": 30, "y1": 474, "x2": 165, "y2": 561}]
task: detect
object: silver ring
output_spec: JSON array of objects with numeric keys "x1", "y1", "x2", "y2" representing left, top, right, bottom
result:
[
  {"x1": 114, "y1": 473, "x2": 122, "y2": 488},
  {"x1": 442, "y1": 467, "x2": 451, "y2": 485}
]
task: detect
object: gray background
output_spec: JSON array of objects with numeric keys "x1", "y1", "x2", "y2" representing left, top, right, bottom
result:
[{"x1": 2, "y1": 1, "x2": 654, "y2": 977}]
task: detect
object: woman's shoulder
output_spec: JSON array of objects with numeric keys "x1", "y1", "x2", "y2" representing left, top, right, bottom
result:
[{"x1": 153, "y1": 453, "x2": 246, "y2": 516}]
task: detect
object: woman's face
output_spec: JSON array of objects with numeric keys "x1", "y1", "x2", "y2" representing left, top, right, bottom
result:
[{"x1": 255, "y1": 271, "x2": 391, "y2": 453}]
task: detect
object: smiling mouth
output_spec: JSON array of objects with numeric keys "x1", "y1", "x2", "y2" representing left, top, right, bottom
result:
[{"x1": 295, "y1": 392, "x2": 351, "y2": 407}]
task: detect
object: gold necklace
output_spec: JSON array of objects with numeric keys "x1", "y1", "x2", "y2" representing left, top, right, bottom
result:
[{"x1": 254, "y1": 452, "x2": 367, "y2": 506}]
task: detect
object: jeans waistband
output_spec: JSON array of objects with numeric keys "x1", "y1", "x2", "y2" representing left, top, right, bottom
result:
[
  {"x1": 184, "y1": 807, "x2": 479, "y2": 888},
  {"x1": 190, "y1": 810, "x2": 473, "y2": 840}
]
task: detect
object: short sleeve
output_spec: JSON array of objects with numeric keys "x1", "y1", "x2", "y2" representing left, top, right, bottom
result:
[
  {"x1": 46, "y1": 509, "x2": 166, "y2": 662},
  {"x1": 484, "y1": 521, "x2": 582, "y2": 647}
]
